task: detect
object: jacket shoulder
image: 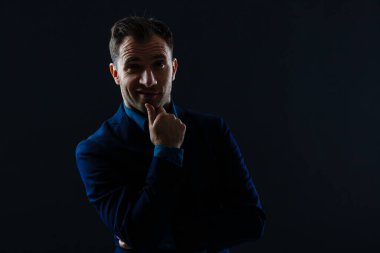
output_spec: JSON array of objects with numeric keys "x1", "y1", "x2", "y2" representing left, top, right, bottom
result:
[{"x1": 76, "y1": 106, "x2": 124, "y2": 157}]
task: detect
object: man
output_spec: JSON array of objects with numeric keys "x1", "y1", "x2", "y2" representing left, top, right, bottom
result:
[{"x1": 76, "y1": 16, "x2": 265, "y2": 253}]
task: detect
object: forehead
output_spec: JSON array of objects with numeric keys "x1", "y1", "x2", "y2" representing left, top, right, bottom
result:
[{"x1": 118, "y1": 35, "x2": 172, "y2": 61}]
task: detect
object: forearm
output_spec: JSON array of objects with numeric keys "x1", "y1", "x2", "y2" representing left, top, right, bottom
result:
[
  {"x1": 77, "y1": 142, "x2": 184, "y2": 249},
  {"x1": 124, "y1": 157, "x2": 184, "y2": 248}
]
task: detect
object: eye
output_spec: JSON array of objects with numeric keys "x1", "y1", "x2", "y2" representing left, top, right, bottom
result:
[
  {"x1": 125, "y1": 64, "x2": 142, "y2": 73},
  {"x1": 153, "y1": 60, "x2": 166, "y2": 69}
]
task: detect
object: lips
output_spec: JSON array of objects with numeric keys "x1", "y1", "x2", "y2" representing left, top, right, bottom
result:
[
  {"x1": 137, "y1": 91, "x2": 162, "y2": 100},
  {"x1": 137, "y1": 90, "x2": 161, "y2": 96}
]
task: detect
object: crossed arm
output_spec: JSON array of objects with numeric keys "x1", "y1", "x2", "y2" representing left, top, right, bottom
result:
[{"x1": 76, "y1": 105, "x2": 265, "y2": 251}]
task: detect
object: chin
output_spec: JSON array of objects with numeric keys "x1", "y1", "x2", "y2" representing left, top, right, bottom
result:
[{"x1": 145, "y1": 100, "x2": 161, "y2": 108}]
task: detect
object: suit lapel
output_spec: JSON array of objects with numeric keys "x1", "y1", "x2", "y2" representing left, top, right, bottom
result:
[
  {"x1": 110, "y1": 104, "x2": 190, "y2": 154},
  {"x1": 110, "y1": 103, "x2": 154, "y2": 153}
]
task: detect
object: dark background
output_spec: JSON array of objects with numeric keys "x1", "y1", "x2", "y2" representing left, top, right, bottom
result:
[{"x1": 1, "y1": 0, "x2": 379, "y2": 252}]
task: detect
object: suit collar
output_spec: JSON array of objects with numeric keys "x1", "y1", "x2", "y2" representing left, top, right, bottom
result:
[
  {"x1": 122, "y1": 101, "x2": 181, "y2": 132},
  {"x1": 123, "y1": 103, "x2": 147, "y2": 132},
  {"x1": 109, "y1": 103, "x2": 152, "y2": 152},
  {"x1": 109, "y1": 102, "x2": 186, "y2": 152}
]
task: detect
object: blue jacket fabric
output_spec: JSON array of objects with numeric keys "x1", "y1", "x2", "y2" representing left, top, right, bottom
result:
[{"x1": 76, "y1": 103, "x2": 266, "y2": 253}]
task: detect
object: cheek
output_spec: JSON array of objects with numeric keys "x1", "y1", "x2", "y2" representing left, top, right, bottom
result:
[
  {"x1": 159, "y1": 71, "x2": 172, "y2": 84},
  {"x1": 121, "y1": 75, "x2": 139, "y2": 88}
]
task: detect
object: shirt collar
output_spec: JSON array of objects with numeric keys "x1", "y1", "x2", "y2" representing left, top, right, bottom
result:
[{"x1": 123, "y1": 102, "x2": 178, "y2": 132}]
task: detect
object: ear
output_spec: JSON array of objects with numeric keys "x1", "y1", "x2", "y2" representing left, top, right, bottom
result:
[
  {"x1": 109, "y1": 63, "x2": 120, "y2": 85},
  {"x1": 172, "y1": 58, "x2": 178, "y2": 81}
]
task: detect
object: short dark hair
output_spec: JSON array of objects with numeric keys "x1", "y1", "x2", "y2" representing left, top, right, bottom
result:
[{"x1": 109, "y1": 16, "x2": 174, "y2": 64}]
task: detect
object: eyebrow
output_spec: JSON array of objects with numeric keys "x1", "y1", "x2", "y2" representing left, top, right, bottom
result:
[
  {"x1": 123, "y1": 53, "x2": 169, "y2": 66},
  {"x1": 152, "y1": 54, "x2": 167, "y2": 60},
  {"x1": 124, "y1": 56, "x2": 140, "y2": 64},
  {"x1": 124, "y1": 54, "x2": 167, "y2": 62}
]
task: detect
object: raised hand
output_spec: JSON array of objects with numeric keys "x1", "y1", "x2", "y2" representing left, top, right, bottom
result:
[{"x1": 145, "y1": 103, "x2": 186, "y2": 148}]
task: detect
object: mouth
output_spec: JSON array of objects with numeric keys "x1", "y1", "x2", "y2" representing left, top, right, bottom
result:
[{"x1": 137, "y1": 91, "x2": 162, "y2": 98}]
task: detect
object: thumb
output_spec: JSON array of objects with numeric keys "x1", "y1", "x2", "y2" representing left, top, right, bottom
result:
[{"x1": 145, "y1": 103, "x2": 156, "y2": 126}]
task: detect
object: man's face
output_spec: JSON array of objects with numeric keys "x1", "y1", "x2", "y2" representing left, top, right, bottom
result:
[{"x1": 109, "y1": 35, "x2": 178, "y2": 114}]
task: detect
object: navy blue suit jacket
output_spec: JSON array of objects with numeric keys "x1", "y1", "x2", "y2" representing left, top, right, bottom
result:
[{"x1": 76, "y1": 104, "x2": 265, "y2": 253}]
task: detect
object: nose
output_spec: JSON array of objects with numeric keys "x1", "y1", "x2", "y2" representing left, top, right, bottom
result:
[{"x1": 139, "y1": 68, "x2": 157, "y2": 87}]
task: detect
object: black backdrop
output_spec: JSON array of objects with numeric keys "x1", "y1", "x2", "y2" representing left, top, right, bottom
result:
[{"x1": 1, "y1": 0, "x2": 379, "y2": 252}]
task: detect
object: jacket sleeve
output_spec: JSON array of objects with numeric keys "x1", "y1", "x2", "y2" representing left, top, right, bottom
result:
[
  {"x1": 75, "y1": 139, "x2": 184, "y2": 250},
  {"x1": 178, "y1": 117, "x2": 266, "y2": 252}
]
